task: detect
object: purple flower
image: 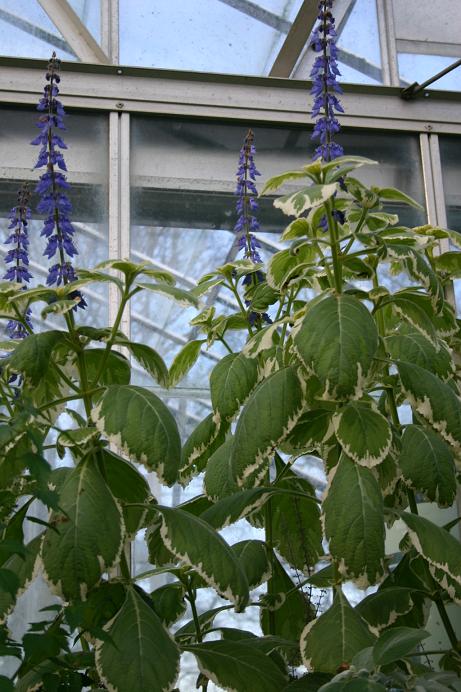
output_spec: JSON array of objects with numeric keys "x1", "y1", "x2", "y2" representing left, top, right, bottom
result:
[
  {"x1": 310, "y1": 0, "x2": 344, "y2": 161},
  {"x1": 234, "y1": 129, "x2": 262, "y2": 264},
  {"x1": 2, "y1": 185, "x2": 33, "y2": 339},
  {"x1": 32, "y1": 53, "x2": 85, "y2": 310}
]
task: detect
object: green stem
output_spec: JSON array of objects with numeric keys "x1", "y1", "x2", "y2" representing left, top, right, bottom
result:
[
  {"x1": 325, "y1": 200, "x2": 342, "y2": 293},
  {"x1": 0, "y1": 380, "x2": 14, "y2": 415},
  {"x1": 91, "y1": 289, "x2": 129, "y2": 388},
  {"x1": 435, "y1": 598, "x2": 459, "y2": 650},
  {"x1": 228, "y1": 280, "x2": 254, "y2": 337},
  {"x1": 37, "y1": 388, "x2": 103, "y2": 412},
  {"x1": 186, "y1": 579, "x2": 208, "y2": 692},
  {"x1": 218, "y1": 336, "x2": 233, "y2": 354},
  {"x1": 265, "y1": 468, "x2": 276, "y2": 636},
  {"x1": 119, "y1": 548, "x2": 131, "y2": 581}
]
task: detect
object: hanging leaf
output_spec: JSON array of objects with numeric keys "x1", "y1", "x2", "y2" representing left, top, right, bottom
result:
[
  {"x1": 396, "y1": 361, "x2": 461, "y2": 455},
  {"x1": 210, "y1": 352, "x2": 259, "y2": 424},
  {"x1": 4, "y1": 331, "x2": 68, "y2": 386},
  {"x1": 116, "y1": 339, "x2": 169, "y2": 388},
  {"x1": 301, "y1": 589, "x2": 375, "y2": 672},
  {"x1": 377, "y1": 187, "x2": 423, "y2": 209},
  {"x1": 401, "y1": 512, "x2": 461, "y2": 604},
  {"x1": 385, "y1": 328, "x2": 454, "y2": 381},
  {"x1": 101, "y1": 450, "x2": 152, "y2": 537},
  {"x1": 274, "y1": 183, "x2": 339, "y2": 217},
  {"x1": 400, "y1": 425, "x2": 456, "y2": 507},
  {"x1": 266, "y1": 245, "x2": 318, "y2": 290},
  {"x1": 271, "y1": 475, "x2": 323, "y2": 572},
  {"x1": 282, "y1": 409, "x2": 333, "y2": 453},
  {"x1": 261, "y1": 557, "x2": 314, "y2": 664},
  {"x1": 333, "y1": 402, "x2": 392, "y2": 468},
  {"x1": 179, "y1": 414, "x2": 227, "y2": 485},
  {"x1": 168, "y1": 339, "x2": 205, "y2": 387},
  {"x1": 204, "y1": 437, "x2": 239, "y2": 502},
  {"x1": 150, "y1": 582, "x2": 186, "y2": 627},
  {"x1": 155, "y1": 505, "x2": 249, "y2": 611},
  {"x1": 184, "y1": 640, "x2": 288, "y2": 692},
  {"x1": 384, "y1": 296, "x2": 438, "y2": 346},
  {"x1": 92, "y1": 385, "x2": 181, "y2": 486},
  {"x1": 323, "y1": 455, "x2": 385, "y2": 586},
  {"x1": 83, "y1": 348, "x2": 131, "y2": 386},
  {"x1": 281, "y1": 218, "x2": 311, "y2": 241},
  {"x1": 202, "y1": 487, "x2": 277, "y2": 529},
  {"x1": 0, "y1": 534, "x2": 41, "y2": 624},
  {"x1": 232, "y1": 540, "x2": 272, "y2": 590},
  {"x1": 260, "y1": 169, "x2": 309, "y2": 196},
  {"x1": 372, "y1": 626, "x2": 430, "y2": 667},
  {"x1": 294, "y1": 294, "x2": 379, "y2": 400},
  {"x1": 42, "y1": 458, "x2": 125, "y2": 600},
  {"x1": 356, "y1": 587, "x2": 416, "y2": 636},
  {"x1": 231, "y1": 367, "x2": 304, "y2": 487},
  {"x1": 95, "y1": 586, "x2": 180, "y2": 692}
]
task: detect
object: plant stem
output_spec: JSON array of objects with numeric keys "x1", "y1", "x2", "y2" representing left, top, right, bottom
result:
[
  {"x1": 265, "y1": 468, "x2": 276, "y2": 636},
  {"x1": 91, "y1": 289, "x2": 129, "y2": 387},
  {"x1": 218, "y1": 336, "x2": 233, "y2": 354},
  {"x1": 435, "y1": 598, "x2": 459, "y2": 650},
  {"x1": 325, "y1": 200, "x2": 342, "y2": 293},
  {"x1": 186, "y1": 579, "x2": 208, "y2": 692}
]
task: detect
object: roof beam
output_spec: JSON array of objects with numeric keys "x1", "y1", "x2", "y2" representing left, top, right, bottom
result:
[
  {"x1": 0, "y1": 8, "x2": 75, "y2": 56},
  {"x1": 215, "y1": 0, "x2": 291, "y2": 33},
  {"x1": 37, "y1": 0, "x2": 110, "y2": 64},
  {"x1": 269, "y1": 0, "x2": 318, "y2": 77}
]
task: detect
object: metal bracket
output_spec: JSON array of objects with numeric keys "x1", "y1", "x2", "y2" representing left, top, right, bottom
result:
[{"x1": 401, "y1": 58, "x2": 461, "y2": 99}]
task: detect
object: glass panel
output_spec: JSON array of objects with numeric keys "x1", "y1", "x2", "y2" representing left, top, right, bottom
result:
[
  {"x1": 336, "y1": 0, "x2": 383, "y2": 85},
  {"x1": 0, "y1": 108, "x2": 110, "y2": 331},
  {"x1": 68, "y1": 0, "x2": 101, "y2": 43},
  {"x1": 0, "y1": 0, "x2": 76, "y2": 61},
  {"x1": 398, "y1": 54, "x2": 461, "y2": 92},
  {"x1": 120, "y1": 0, "x2": 304, "y2": 76},
  {"x1": 439, "y1": 135, "x2": 461, "y2": 314}
]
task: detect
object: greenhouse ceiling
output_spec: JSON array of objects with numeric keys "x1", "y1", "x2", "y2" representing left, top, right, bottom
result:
[{"x1": 0, "y1": 0, "x2": 460, "y2": 90}]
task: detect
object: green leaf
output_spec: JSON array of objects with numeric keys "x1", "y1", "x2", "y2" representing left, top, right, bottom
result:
[
  {"x1": 284, "y1": 673, "x2": 333, "y2": 691},
  {"x1": 396, "y1": 361, "x2": 461, "y2": 455},
  {"x1": 356, "y1": 587, "x2": 416, "y2": 636},
  {"x1": 260, "y1": 169, "x2": 309, "y2": 195},
  {"x1": 168, "y1": 339, "x2": 204, "y2": 387},
  {"x1": 155, "y1": 505, "x2": 249, "y2": 611},
  {"x1": 434, "y1": 251, "x2": 461, "y2": 277},
  {"x1": 42, "y1": 458, "x2": 124, "y2": 600},
  {"x1": 319, "y1": 678, "x2": 386, "y2": 691},
  {"x1": 400, "y1": 425, "x2": 456, "y2": 507},
  {"x1": 0, "y1": 534, "x2": 42, "y2": 623},
  {"x1": 294, "y1": 294, "x2": 379, "y2": 400},
  {"x1": 95, "y1": 586, "x2": 180, "y2": 692},
  {"x1": 202, "y1": 487, "x2": 276, "y2": 529},
  {"x1": 175, "y1": 605, "x2": 231, "y2": 643},
  {"x1": 232, "y1": 540, "x2": 271, "y2": 589},
  {"x1": 274, "y1": 183, "x2": 339, "y2": 217},
  {"x1": 385, "y1": 327, "x2": 454, "y2": 381},
  {"x1": 384, "y1": 295, "x2": 438, "y2": 346},
  {"x1": 116, "y1": 340, "x2": 169, "y2": 388},
  {"x1": 184, "y1": 640, "x2": 288, "y2": 692},
  {"x1": 92, "y1": 385, "x2": 181, "y2": 486},
  {"x1": 84, "y1": 348, "x2": 131, "y2": 386},
  {"x1": 203, "y1": 437, "x2": 239, "y2": 501},
  {"x1": 267, "y1": 244, "x2": 318, "y2": 290},
  {"x1": 242, "y1": 318, "x2": 290, "y2": 358},
  {"x1": 281, "y1": 218, "x2": 311, "y2": 241},
  {"x1": 74, "y1": 267, "x2": 124, "y2": 291},
  {"x1": 261, "y1": 556, "x2": 314, "y2": 662},
  {"x1": 373, "y1": 626, "x2": 430, "y2": 666},
  {"x1": 136, "y1": 282, "x2": 199, "y2": 307},
  {"x1": 323, "y1": 155, "x2": 377, "y2": 173},
  {"x1": 210, "y1": 352, "x2": 259, "y2": 424},
  {"x1": 377, "y1": 187, "x2": 423, "y2": 209},
  {"x1": 179, "y1": 413, "x2": 227, "y2": 485},
  {"x1": 333, "y1": 402, "x2": 392, "y2": 468},
  {"x1": 301, "y1": 589, "x2": 375, "y2": 673},
  {"x1": 271, "y1": 475, "x2": 323, "y2": 572},
  {"x1": 41, "y1": 298, "x2": 81, "y2": 318},
  {"x1": 282, "y1": 409, "x2": 333, "y2": 453},
  {"x1": 101, "y1": 450, "x2": 152, "y2": 536},
  {"x1": 150, "y1": 582, "x2": 186, "y2": 626},
  {"x1": 231, "y1": 367, "x2": 304, "y2": 487},
  {"x1": 4, "y1": 331, "x2": 67, "y2": 386},
  {"x1": 323, "y1": 455, "x2": 385, "y2": 586},
  {"x1": 401, "y1": 512, "x2": 461, "y2": 604},
  {"x1": 0, "y1": 676, "x2": 13, "y2": 692}
]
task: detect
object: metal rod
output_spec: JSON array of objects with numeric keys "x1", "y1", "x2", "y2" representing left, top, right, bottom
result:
[{"x1": 401, "y1": 58, "x2": 461, "y2": 99}]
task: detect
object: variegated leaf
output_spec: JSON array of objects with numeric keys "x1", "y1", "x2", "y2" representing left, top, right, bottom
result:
[
  {"x1": 385, "y1": 327, "x2": 454, "y2": 381},
  {"x1": 333, "y1": 402, "x2": 392, "y2": 468},
  {"x1": 323, "y1": 455, "x2": 385, "y2": 586},
  {"x1": 156, "y1": 505, "x2": 249, "y2": 611},
  {"x1": 274, "y1": 183, "x2": 339, "y2": 217},
  {"x1": 230, "y1": 367, "x2": 304, "y2": 487},
  {"x1": 294, "y1": 294, "x2": 379, "y2": 400},
  {"x1": 179, "y1": 413, "x2": 227, "y2": 485},
  {"x1": 210, "y1": 352, "x2": 258, "y2": 424},
  {"x1": 356, "y1": 587, "x2": 416, "y2": 636},
  {"x1": 397, "y1": 361, "x2": 461, "y2": 454},
  {"x1": 92, "y1": 385, "x2": 181, "y2": 485},
  {"x1": 300, "y1": 589, "x2": 375, "y2": 672},
  {"x1": 400, "y1": 425, "x2": 456, "y2": 507}
]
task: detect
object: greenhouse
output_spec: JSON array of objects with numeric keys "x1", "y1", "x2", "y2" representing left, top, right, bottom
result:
[{"x1": 0, "y1": 0, "x2": 461, "y2": 690}]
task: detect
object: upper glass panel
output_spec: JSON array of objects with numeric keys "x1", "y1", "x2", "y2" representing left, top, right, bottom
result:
[
  {"x1": 120, "y1": 0, "x2": 304, "y2": 75},
  {"x1": 67, "y1": 0, "x2": 101, "y2": 43},
  {"x1": 0, "y1": 0, "x2": 76, "y2": 61}
]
